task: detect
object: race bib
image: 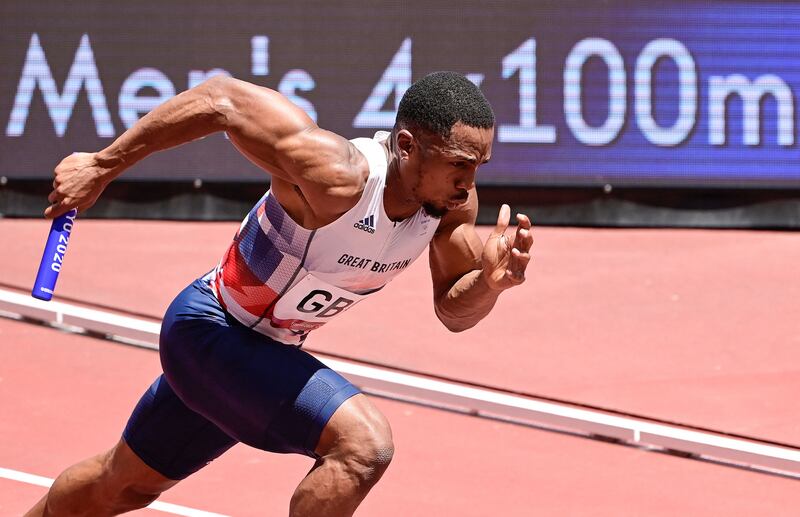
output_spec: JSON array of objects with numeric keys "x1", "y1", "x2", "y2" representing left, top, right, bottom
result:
[{"x1": 270, "y1": 274, "x2": 368, "y2": 331}]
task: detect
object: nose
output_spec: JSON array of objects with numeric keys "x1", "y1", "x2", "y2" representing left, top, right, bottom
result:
[{"x1": 455, "y1": 171, "x2": 476, "y2": 191}]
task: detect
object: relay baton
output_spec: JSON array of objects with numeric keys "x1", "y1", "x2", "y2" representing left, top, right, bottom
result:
[{"x1": 32, "y1": 208, "x2": 78, "y2": 301}]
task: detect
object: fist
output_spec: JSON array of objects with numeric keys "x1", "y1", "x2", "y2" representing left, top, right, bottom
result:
[{"x1": 46, "y1": 152, "x2": 111, "y2": 218}]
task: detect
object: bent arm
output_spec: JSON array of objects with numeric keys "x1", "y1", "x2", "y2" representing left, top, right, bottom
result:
[
  {"x1": 94, "y1": 75, "x2": 236, "y2": 176},
  {"x1": 98, "y1": 75, "x2": 320, "y2": 181},
  {"x1": 431, "y1": 248, "x2": 504, "y2": 333},
  {"x1": 429, "y1": 192, "x2": 533, "y2": 332},
  {"x1": 46, "y1": 76, "x2": 361, "y2": 218}
]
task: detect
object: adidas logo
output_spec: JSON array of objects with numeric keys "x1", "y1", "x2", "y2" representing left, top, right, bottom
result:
[{"x1": 354, "y1": 214, "x2": 376, "y2": 234}]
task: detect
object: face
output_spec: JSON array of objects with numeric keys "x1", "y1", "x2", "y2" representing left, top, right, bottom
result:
[{"x1": 399, "y1": 122, "x2": 494, "y2": 218}]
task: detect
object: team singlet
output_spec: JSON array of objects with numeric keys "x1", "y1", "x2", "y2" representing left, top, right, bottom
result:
[{"x1": 209, "y1": 132, "x2": 440, "y2": 345}]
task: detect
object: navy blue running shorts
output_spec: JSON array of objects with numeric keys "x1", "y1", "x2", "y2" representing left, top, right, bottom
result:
[{"x1": 122, "y1": 276, "x2": 361, "y2": 480}]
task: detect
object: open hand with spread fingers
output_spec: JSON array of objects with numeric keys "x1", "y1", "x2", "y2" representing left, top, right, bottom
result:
[{"x1": 481, "y1": 204, "x2": 533, "y2": 291}]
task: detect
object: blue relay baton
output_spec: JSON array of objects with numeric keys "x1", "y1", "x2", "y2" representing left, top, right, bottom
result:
[{"x1": 32, "y1": 208, "x2": 78, "y2": 301}]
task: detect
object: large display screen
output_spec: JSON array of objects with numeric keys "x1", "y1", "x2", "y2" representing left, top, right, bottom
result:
[{"x1": 1, "y1": 1, "x2": 798, "y2": 187}]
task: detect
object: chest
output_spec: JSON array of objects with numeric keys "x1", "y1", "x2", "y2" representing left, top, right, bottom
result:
[
  {"x1": 304, "y1": 212, "x2": 438, "y2": 292},
  {"x1": 270, "y1": 178, "x2": 360, "y2": 229}
]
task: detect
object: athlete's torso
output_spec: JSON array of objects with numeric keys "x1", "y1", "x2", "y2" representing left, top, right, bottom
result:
[{"x1": 210, "y1": 132, "x2": 440, "y2": 344}]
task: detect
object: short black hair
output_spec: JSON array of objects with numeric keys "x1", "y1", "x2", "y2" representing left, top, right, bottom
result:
[{"x1": 395, "y1": 71, "x2": 494, "y2": 139}]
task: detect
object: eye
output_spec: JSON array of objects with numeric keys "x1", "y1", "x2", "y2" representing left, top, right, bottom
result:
[{"x1": 451, "y1": 161, "x2": 466, "y2": 168}]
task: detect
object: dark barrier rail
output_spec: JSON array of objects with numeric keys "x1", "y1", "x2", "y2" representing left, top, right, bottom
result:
[{"x1": 3, "y1": 179, "x2": 799, "y2": 229}]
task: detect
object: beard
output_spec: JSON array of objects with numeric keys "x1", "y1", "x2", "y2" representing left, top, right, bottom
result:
[
  {"x1": 421, "y1": 188, "x2": 469, "y2": 218},
  {"x1": 421, "y1": 201, "x2": 447, "y2": 218}
]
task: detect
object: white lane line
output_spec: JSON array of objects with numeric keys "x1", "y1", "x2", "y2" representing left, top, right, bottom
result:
[
  {"x1": 0, "y1": 467, "x2": 52, "y2": 488},
  {"x1": 1, "y1": 288, "x2": 799, "y2": 476},
  {"x1": 0, "y1": 467, "x2": 230, "y2": 517}
]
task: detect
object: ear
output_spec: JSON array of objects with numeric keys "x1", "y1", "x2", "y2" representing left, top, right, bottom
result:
[{"x1": 395, "y1": 129, "x2": 415, "y2": 160}]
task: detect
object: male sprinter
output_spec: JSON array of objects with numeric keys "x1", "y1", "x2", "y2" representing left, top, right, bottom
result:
[{"x1": 28, "y1": 71, "x2": 532, "y2": 516}]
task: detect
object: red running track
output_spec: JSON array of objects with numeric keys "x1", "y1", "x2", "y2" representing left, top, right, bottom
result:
[
  {"x1": 1, "y1": 219, "x2": 799, "y2": 514},
  {"x1": 2, "y1": 318, "x2": 799, "y2": 515},
  {"x1": 2, "y1": 219, "x2": 798, "y2": 443}
]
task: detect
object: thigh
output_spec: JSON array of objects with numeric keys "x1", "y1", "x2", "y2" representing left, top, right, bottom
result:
[
  {"x1": 123, "y1": 374, "x2": 237, "y2": 480},
  {"x1": 158, "y1": 278, "x2": 361, "y2": 457}
]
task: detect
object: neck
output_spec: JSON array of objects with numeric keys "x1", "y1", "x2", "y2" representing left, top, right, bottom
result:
[{"x1": 382, "y1": 134, "x2": 421, "y2": 221}]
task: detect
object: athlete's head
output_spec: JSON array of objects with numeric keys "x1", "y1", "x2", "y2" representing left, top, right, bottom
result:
[{"x1": 393, "y1": 71, "x2": 495, "y2": 218}]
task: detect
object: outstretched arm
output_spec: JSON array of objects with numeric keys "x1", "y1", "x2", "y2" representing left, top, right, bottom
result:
[
  {"x1": 45, "y1": 76, "x2": 362, "y2": 218},
  {"x1": 429, "y1": 190, "x2": 533, "y2": 332}
]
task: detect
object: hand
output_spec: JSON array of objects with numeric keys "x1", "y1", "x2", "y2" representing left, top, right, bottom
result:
[
  {"x1": 45, "y1": 152, "x2": 113, "y2": 218},
  {"x1": 481, "y1": 204, "x2": 533, "y2": 291}
]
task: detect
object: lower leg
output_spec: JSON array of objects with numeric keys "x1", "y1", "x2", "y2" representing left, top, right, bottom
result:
[
  {"x1": 289, "y1": 395, "x2": 394, "y2": 517},
  {"x1": 289, "y1": 453, "x2": 391, "y2": 517},
  {"x1": 25, "y1": 452, "x2": 114, "y2": 517},
  {"x1": 24, "y1": 440, "x2": 177, "y2": 517}
]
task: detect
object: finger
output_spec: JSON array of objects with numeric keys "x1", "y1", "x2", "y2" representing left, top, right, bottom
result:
[
  {"x1": 45, "y1": 197, "x2": 76, "y2": 219},
  {"x1": 516, "y1": 212, "x2": 532, "y2": 230},
  {"x1": 508, "y1": 247, "x2": 531, "y2": 275},
  {"x1": 504, "y1": 270, "x2": 525, "y2": 286},
  {"x1": 45, "y1": 203, "x2": 72, "y2": 220},
  {"x1": 47, "y1": 190, "x2": 58, "y2": 203},
  {"x1": 490, "y1": 204, "x2": 511, "y2": 240},
  {"x1": 505, "y1": 247, "x2": 524, "y2": 278},
  {"x1": 512, "y1": 225, "x2": 534, "y2": 254},
  {"x1": 44, "y1": 202, "x2": 59, "y2": 219},
  {"x1": 504, "y1": 267, "x2": 525, "y2": 285}
]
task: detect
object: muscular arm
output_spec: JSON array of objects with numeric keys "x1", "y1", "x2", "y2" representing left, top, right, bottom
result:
[
  {"x1": 429, "y1": 190, "x2": 533, "y2": 332},
  {"x1": 46, "y1": 76, "x2": 364, "y2": 218},
  {"x1": 92, "y1": 75, "x2": 241, "y2": 174}
]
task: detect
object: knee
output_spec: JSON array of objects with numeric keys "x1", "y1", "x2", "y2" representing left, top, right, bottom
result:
[
  {"x1": 351, "y1": 432, "x2": 394, "y2": 473},
  {"x1": 99, "y1": 461, "x2": 167, "y2": 512},
  {"x1": 41, "y1": 449, "x2": 168, "y2": 516},
  {"x1": 99, "y1": 441, "x2": 175, "y2": 512},
  {"x1": 317, "y1": 395, "x2": 396, "y2": 488},
  {"x1": 103, "y1": 447, "x2": 175, "y2": 512},
  {"x1": 338, "y1": 417, "x2": 395, "y2": 486},
  {"x1": 87, "y1": 473, "x2": 169, "y2": 514},
  {"x1": 109, "y1": 485, "x2": 163, "y2": 511}
]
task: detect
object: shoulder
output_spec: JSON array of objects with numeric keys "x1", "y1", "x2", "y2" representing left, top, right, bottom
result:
[
  {"x1": 275, "y1": 127, "x2": 368, "y2": 188},
  {"x1": 275, "y1": 129, "x2": 371, "y2": 220}
]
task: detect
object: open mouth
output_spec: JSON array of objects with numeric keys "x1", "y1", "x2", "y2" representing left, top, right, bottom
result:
[{"x1": 448, "y1": 193, "x2": 469, "y2": 207}]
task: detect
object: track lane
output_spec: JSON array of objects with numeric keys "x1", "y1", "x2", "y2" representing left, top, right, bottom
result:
[
  {"x1": 1, "y1": 219, "x2": 797, "y2": 445},
  {"x1": 2, "y1": 318, "x2": 798, "y2": 516}
]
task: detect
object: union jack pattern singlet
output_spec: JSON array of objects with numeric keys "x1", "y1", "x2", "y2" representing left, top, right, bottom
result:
[{"x1": 210, "y1": 132, "x2": 440, "y2": 345}]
